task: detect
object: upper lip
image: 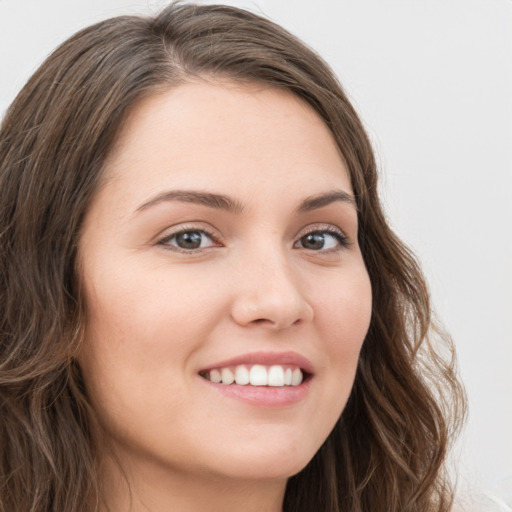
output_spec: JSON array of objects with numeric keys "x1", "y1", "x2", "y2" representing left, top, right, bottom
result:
[{"x1": 199, "y1": 351, "x2": 314, "y2": 374}]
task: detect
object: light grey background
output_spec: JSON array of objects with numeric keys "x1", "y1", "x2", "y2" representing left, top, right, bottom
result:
[{"x1": 1, "y1": 0, "x2": 511, "y2": 504}]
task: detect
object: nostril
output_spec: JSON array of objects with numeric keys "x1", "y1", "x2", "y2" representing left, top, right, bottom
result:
[
  {"x1": 250, "y1": 318, "x2": 285, "y2": 328},
  {"x1": 231, "y1": 293, "x2": 314, "y2": 329}
]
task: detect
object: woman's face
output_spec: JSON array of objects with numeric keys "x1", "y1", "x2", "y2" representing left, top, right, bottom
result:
[{"x1": 78, "y1": 80, "x2": 372, "y2": 483}]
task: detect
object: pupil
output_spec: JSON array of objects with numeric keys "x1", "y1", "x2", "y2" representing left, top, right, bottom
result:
[
  {"x1": 176, "y1": 231, "x2": 202, "y2": 249},
  {"x1": 302, "y1": 232, "x2": 325, "y2": 250}
]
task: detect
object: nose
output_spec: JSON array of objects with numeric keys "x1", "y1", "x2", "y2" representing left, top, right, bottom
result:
[{"x1": 230, "y1": 249, "x2": 314, "y2": 330}]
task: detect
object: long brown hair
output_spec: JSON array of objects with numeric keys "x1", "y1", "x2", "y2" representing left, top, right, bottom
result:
[{"x1": 0, "y1": 3, "x2": 465, "y2": 511}]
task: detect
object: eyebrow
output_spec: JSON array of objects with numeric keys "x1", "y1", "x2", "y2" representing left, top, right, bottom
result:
[
  {"x1": 296, "y1": 190, "x2": 357, "y2": 213},
  {"x1": 136, "y1": 190, "x2": 244, "y2": 214},
  {"x1": 135, "y1": 188, "x2": 356, "y2": 215}
]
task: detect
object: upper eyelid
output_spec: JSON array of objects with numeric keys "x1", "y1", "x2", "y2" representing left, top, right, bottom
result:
[
  {"x1": 294, "y1": 223, "x2": 352, "y2": 253},
  {"x1": 156, "y1": 223, "x2": 220, "y2": 242},
  {"x1": 154, "y1": 221, "x2": 350, "y2": 246},
  {"x1": 156, "y1": 227, "x2": 221, "y2": 254},
  {"x1": 295, "y1": 222, "x2": 348, "y2": 239},
  {"x1": 159, "y1": 228, "x2": 214, "y2": 242}
]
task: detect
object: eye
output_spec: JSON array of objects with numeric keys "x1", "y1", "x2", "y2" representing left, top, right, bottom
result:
[
  {"x1": 158, "y1": 229, "x2": 217, "y2": 251},
  {"x1": 295, "y1": 229, "x2": 348, "y2": 251}
]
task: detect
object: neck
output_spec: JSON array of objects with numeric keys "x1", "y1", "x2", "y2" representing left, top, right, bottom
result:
[{"x1": 97, "y1": 452, "x2": 287, "y2": 512}]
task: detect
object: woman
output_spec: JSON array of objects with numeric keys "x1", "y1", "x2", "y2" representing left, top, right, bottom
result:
[{"x1": 0, "y1": 2, "x2": 466, "y2": 511}]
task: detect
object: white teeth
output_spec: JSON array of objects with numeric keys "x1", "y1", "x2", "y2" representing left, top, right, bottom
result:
[
  {"x1": 203, "y1": 365, "x2": 305, "y2": 387},
  {"x1": 291, "y1": 368, "x2": 303, "y2": 386},
  {"x1": 210, "y1": 369, "x2": 221, "y2": 383},
  {"x1": 268, "y1": 365, "x2": 285, "y2": 387},
  {"x1": 221, "y1": 368, "x2": 234, "y2": 385},
  {"x1": 235, "y1": 365, "x2": 250, "y2": 385},
  {"x1": 249, "y1": 364, "x2": 268, "y2": 386}
]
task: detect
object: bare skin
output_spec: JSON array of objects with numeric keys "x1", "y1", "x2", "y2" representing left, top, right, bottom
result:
[{"x1": 78, "y1": 80, "x2": 372, "y2": 511}]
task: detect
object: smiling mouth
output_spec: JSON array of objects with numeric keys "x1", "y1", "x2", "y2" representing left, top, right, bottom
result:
[{"x1": 199, "y1": 364, "x2": 309, "y2": 387}]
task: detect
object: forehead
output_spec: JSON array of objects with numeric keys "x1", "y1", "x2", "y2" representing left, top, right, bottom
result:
[{"x1": 98, "y1": 79, "x2": 352, "y2": 209}]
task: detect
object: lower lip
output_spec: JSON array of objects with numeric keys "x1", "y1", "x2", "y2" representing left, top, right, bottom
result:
[{"x1": 200, "y1": 377, "x2": 312, "y2": 407}]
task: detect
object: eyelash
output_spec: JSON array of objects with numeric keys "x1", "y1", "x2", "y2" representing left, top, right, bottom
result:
[
  {"x1": 294, "y1": 227, "x2": 350, "y2": 252},
  {"x1": 156, "y1": 224, "x2": 350, "y2": 254},
  {"x1": 156, "y1": 225, "x2": 221, "y2": 254}
]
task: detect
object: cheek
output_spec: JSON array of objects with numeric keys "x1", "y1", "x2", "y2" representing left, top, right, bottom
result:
[
  {"x1": 318, "y1": 265, "x2": 372, "y2": 345},
  {"x1": 77, "y1": 262, "x2": 226, "y2": 418},
  {"x1": 82, "y1": 257, "x2": 222, "y2": 351},
  {"x1": 313, "y1": 264, "x2": 372, "y2": 388}
]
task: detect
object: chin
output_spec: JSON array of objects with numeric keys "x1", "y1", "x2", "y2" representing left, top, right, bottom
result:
[
  {"x1": 203, "y1": 438, "x2": 319, "y2": 482},
  {"x1": 215, "y1": 459, "x2": 311, "y2": 482}
]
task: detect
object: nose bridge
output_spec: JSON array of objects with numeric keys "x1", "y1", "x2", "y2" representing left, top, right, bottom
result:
[{"x1": 230, "y1": 237, "x2": 313, "y2": 329}]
